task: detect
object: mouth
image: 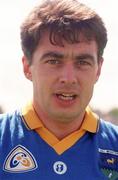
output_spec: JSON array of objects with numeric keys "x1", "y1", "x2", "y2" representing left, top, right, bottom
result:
[{"x1": 56, "y1": 93, "x2": 77, "y2": 101}]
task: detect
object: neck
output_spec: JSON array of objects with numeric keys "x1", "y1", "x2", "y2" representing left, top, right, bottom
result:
[
  {"x1": 33, "y1": 103, "x2": 85, "y2": 140},
  {"x1": 44, "y1": 118, "x2": 84, "y2": 140}
]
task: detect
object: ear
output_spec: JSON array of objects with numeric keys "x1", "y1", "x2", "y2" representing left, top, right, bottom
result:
[
  {"x1": 95, "y1": 57, "x2": 104, "y2": 82},
  {"x1": 22, "y1": 56, "x2": 32, "y2": 81}
]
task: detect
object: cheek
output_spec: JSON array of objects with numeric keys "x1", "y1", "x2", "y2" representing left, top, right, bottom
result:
[
  {"x1": 82, "y1": 82, "x2": 95, "y2": 103},
  {"x1": 80, "y1": 74, "x2": 96, "y2": 95},
  {"x1": 80, "y1": 71, "x2": 97, "y2": 85},
  {"x1": 88, "y1": 70, "x2": 99, "y2": 84},
  {"x1": 34, "y1": 76, "x2": 51, "y2": 96}
]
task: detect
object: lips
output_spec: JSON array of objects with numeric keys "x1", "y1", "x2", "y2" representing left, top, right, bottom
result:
[{"x1": 56, "y1": 93, "x2": 77, "y2": 101}]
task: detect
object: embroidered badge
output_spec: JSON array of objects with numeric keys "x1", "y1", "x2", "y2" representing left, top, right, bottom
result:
[
  {"x1": 3, "y1": 145, "x2": 38, "y2": 173},
  {"x1": 53, "y1": 161, "x2": 67, "y2": 175},
  {"x1": 101, "y1": 168, "x2": 118, "y2": 179},
  {"x1": 99, "y1": 148, "x2": 118, "y2": 179}
]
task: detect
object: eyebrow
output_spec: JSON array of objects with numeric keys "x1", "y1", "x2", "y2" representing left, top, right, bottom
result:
[
  {"x1": 75, "y1": 54, "x2": 95, "y2": 61},
  {"x1": 40, "y1": 51, "x2": 64, "y2": 61}
]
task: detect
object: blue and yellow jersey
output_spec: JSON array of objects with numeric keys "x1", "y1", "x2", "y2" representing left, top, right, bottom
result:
[{"x1": 0, "y1": 103, "x2": 118, "y2": 179}]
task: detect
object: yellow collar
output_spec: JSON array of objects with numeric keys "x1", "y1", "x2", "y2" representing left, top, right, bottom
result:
[{"x1": 21, "y1": 102, "x2": 99, "y2": 154}]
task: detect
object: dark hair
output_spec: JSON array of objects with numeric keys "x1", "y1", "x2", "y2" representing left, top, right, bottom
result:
[{"x1": 20, "y1": 0, "x2": 107, "y2": 64}]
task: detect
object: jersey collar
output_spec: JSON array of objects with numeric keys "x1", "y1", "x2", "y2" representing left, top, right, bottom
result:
[
  {"x1": 21, "y1": 102, "x2": 98, "y2": 133},
  {"x1": 21, "y1": 102, "x2": 99, "y2": 154}
]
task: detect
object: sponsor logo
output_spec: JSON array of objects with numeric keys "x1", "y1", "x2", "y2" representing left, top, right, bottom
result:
[
  {"x1": 53, "y1": 161, "x2": 67, "y2": 175},
  {"x1": 3, "y1": 145, "x2": 38, "y2": 173}
]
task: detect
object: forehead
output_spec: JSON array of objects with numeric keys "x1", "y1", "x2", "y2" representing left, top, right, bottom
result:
[{"x1": 34, "y1": 31, "x2": 98, "y2": 57}]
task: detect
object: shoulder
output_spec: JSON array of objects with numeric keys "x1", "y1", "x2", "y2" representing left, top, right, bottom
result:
[
  {"x1": 98, "y1": 119, "x2": 118, "y2": 145},
  {"x1": 99, "y1": 119, "x2": 118, "y2": 135},
  {"x1": 0, "y1": 110, "x2": 22, "y2": 127},
  {"x1": 0, "y1": 110, "x2": 24, "y2": 138}
]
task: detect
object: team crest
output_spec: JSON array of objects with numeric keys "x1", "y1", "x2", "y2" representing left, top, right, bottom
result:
[
  {"x1": 99, "y1": 148, "x2": 118, "y2": 179},
  {"x1": 3, "y1": 145, "x2": 38, "y2": 173}
]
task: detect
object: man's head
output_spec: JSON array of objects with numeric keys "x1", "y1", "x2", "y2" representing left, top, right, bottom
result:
[
  {"x1": 20, "y1": 0, "x2": 107, "y2": 65},
  {"x1": 21, "y1": 0, "x2": 107, "y2": 124}
]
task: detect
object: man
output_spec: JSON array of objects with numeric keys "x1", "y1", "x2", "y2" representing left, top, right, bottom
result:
[{"x1": 0, "y1": 0, "x2": 118, "y2": 179}]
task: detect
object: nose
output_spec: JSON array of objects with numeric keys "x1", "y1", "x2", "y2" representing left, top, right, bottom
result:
[{"x1": 59, "y1": 63, "x2": 77, "y2": 85}]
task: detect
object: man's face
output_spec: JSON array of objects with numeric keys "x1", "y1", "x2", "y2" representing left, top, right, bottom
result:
[{"x1": 23, "y1": 32, "x2": 103, "y2": 123}]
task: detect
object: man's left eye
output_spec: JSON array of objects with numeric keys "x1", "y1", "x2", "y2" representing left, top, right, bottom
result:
[{"x1": 77, "y1": 60, "x2": 90, "y2": 66}]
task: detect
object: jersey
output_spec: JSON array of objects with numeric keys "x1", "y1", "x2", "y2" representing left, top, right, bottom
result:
[{"x1": 0, "y1": 107, "x2": 118, "y2": 180}]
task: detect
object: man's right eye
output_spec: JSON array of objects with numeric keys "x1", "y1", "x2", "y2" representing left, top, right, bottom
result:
[{"x1": 46, "y1": 59, "x2": 60, "y2": 65}]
